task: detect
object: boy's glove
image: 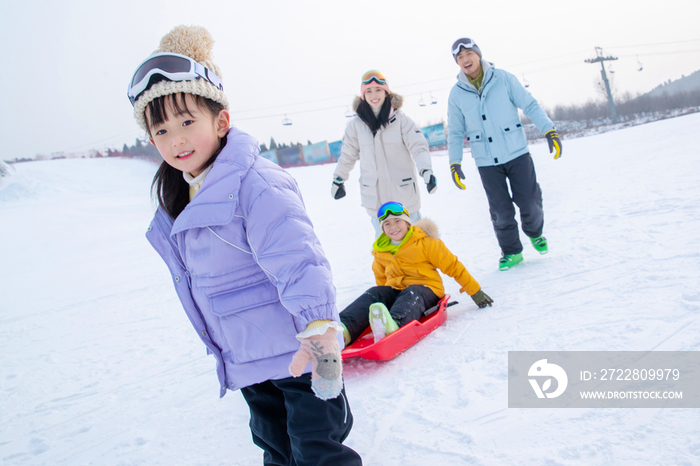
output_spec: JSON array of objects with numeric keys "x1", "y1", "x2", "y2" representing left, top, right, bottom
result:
[
  {"x1": 450, "y1": 163, "x2": 466, "y2": 190},
  {"x1": 545, "y1": 130, "x2": 562, "y2": 159},
  {"x1": 420, "y1": 169, "x2": 438, "y2": 194},
  {"x1": 470, "y1": 289, "x2": 493, "y2": 308},
  {"x1": 289, "y1": 327, "x2": 343, "y2": 400},
  {"x1": 331, "y1": 177, "x2": 346, "y2": 199}
]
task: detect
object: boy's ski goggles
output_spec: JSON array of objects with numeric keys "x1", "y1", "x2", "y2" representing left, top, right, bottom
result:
[
  {"x1": 377, "y1": 201, "x2": 409, "y2": 221},
  {"x1": 451, "y1": 38, "x2": 477, "y2": 56},
  {"x1": 361, "y1": 70, "x2": 387, "y2": 85},
  {"x1": 127, "y1": 52, "x2": 224, "y2": 106}
]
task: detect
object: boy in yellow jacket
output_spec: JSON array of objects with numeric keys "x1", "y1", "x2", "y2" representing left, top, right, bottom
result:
[{"x1": 340, "y1": 201, "x2": 493, "y2": 345}]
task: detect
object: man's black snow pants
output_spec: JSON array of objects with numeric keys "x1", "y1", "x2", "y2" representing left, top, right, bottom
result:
[
  {"x1": 478, "y1": 153, "x2": 544, "y2": 256},
  {"x1": 339, "y1": 285, "x2": 440, "y2": 344},
  {"x1": 240, "y1": 373, "x2": 362, "y2": 466}
]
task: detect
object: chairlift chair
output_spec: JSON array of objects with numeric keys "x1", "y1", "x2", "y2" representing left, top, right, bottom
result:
[
  {"x1": 418, "y1": 95, "x2": 427, "y2": 107},
  {"x1": 522, "y1": 74, "x2": 530, "y2": 88},
  {"x1": 282, "y1": 115, "x2": 292, "y2": 126},
  {"x1": 345, "y1": 107, "x2": 356, "y2": 118},
  {"x1": 430, "y1": 92, "x2": 437, "y2": 105}
]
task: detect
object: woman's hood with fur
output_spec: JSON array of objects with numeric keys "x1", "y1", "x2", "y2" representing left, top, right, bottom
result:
[
  {"x1": 414, "y1": 218, "x2": 438, "y2": 239},
  {"x1": 352, "y1": 93, "x2": 403, "y2": 112}
]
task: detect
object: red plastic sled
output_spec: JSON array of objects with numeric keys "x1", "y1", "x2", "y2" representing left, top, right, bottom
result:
[{"x1": 341, "y1": 295, "x2": 454, "y2": 361}]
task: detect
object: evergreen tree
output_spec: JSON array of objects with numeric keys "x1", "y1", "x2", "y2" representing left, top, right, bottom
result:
[
  {"x1": 260, "y1": 143, "x2": 268, "y2": 152},
  {"x1": 269, "y1": 137, "x2": 277, "y2": 149}
]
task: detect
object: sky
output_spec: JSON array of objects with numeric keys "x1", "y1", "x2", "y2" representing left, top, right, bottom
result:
[{"x1": 2, "y1": 0, "x2": 700, "y2": 161}]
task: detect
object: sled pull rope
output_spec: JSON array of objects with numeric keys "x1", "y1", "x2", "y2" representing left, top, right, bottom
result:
[{"x1": 423, "y1": 300, "x2": 458, "y2": 317}]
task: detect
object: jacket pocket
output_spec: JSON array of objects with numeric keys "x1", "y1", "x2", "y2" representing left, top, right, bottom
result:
[
  {"x1": 466, "y1": 130, "x2": 484, "y2": 145},
  {"x1": 466, "y1": 129, "x2": 486, "y2": 160},
  {"x1": 500, "y1": 120, "x2": 527, "y2": 153},
  {"x1": 209, "y1": 280, "x2": 299, "y2": 364},
  {"x1": 388, "y1": 170, "x2": 418, "y2": 209}
]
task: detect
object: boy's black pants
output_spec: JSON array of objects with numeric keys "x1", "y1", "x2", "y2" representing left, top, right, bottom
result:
[
  {"x1": 478, "y1": 153, "x2": 544, "y2": 256},
  {"x1": 340, "y1": 285, "x2": 440, "y2": 344},
  {"x1": 240, "y1": 373, "x2": 362, "y2": 466}
]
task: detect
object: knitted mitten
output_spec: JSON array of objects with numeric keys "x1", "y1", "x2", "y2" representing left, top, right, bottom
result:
[{"x1": 289, "y1": 328, "x2": 343, "y2": 400}]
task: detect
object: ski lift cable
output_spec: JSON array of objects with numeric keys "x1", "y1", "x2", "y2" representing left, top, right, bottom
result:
[
  {"x1": 229, "y1": 40, "x2": 700, "y2": 118},
  {"x1": 228, "y1": 45, "x2": 700, "y2": 122},
  {"x1": 617, "y1": 48, "x2": 700, "y2": 58},
  {"x1": 605, "y1": 38, "x2": 700, "y2": 50}
]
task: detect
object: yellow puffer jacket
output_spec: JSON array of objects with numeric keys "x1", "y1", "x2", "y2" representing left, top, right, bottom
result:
[{"x1": 372, "y1": 219, "x2": 481, "y2": 298}]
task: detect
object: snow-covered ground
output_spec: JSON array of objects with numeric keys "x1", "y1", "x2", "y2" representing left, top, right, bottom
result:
[{"x1": 2, "y1": 114, "x2": 700, "y2": 465}]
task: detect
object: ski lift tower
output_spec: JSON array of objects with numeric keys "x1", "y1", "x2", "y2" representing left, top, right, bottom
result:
[{"x1": 585, "y1": 47, "x2": 618, "y2": 122}]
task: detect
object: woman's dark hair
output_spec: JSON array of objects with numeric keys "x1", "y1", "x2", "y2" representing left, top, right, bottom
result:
[
  {"x1": 356, "y1": 93, "x2": 393, "y2": 134},
  {"x1": 148, "y1": 93, "x2": 227, "y2": 219}
]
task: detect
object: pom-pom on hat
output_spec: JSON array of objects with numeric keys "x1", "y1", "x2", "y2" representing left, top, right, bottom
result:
[
  {"x1": 131, "y1": 25, "x2": 229, "y2": 133},
  {"x1": 360, "y1": 70, "x2": 391, "y2": 100}
]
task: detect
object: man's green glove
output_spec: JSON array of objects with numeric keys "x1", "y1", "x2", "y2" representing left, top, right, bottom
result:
[
  {"x1": 470, "y1": 289, "x2": 493, "y2": 308},
  {"x1": 545, "y1": 130, "x2": 562, "y2": 159},
  {"x1": 450, "y1": 163, "x2": 466, "y2": 190}
]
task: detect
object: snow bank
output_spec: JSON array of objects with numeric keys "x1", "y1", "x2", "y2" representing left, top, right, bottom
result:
[{"x1": 2, "y1": 115, "x2": 699, "y2": 465}]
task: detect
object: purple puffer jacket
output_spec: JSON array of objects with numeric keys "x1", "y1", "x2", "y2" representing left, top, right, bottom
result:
[{"x1": 146, "y1": 127, "x2": 341, "y2": 397}]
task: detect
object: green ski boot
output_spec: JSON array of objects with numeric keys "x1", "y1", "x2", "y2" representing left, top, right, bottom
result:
[
  {"x1": 499, "y1": 252, "x2": 523, "y2": 271},
  {"x1": 531, "y1": 235, "x2": 548, "y2": 255},
  {"x1": 369, "y1": 303, "x2": 399, "y2": 343}
]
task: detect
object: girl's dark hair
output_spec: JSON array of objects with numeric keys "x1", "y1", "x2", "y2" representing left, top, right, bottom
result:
[
  {"x1": 148, "y1": 93, "x2": 227, "y2": 219},
  {"x1": 356, "y1": 93, "x2": 393, "y2": 134}
]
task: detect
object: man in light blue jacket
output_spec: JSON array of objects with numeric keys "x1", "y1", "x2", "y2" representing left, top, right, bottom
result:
[{"x1": 447, "y1": 37, "x2": 563, "y2": 271}]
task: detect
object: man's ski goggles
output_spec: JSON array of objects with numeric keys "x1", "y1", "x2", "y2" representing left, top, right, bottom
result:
[
  {"x1": 451, "y1": 38, "x2": 477, "y2": 56},
  {"x1": 127, "y1": 52, "x2": 224, "y2": 106},
  {"x1": 377, "y1": 201, "x2": 409, "y2": 221},
  {"x1": 361, "y1": 70, "x2": 387, "y2": 85}
]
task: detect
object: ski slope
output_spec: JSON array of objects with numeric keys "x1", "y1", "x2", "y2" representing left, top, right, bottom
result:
[{"x1": 2, "y1": 113, "x2": 700, "y2": 465}]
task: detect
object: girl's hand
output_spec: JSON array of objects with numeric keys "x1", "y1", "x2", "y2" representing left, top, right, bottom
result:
[{"x1": 289, "y1": 328, "x2": 343, "y2": 400}]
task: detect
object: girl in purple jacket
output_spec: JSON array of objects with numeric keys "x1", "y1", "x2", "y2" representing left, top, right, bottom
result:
[{"x1": 127, "y1": 25, "x2": 361, "y2": 465}]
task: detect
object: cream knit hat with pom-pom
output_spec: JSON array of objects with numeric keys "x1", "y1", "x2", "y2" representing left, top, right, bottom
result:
[{"x1": 132, "y1": 25, "x2": 229, "y2": 133}]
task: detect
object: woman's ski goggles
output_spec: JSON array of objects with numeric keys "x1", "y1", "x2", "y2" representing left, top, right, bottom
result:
[
  {"x1": 361, "y1": 70, "x2": 387, "y2": 85},
  {"x1": 127, "y1": 52, "x2": 224, "y2": 106},
  {"x1": 451, "y1": 38, "x2": 477, "y2": 56},
  {"x1": 377, "y1": 201, "x2": 409, "y2": 221}
]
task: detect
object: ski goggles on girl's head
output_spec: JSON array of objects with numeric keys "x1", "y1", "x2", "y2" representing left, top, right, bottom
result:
[
  {"x1": 127, "y1": 52, "x2": 224, "y2": 106},
  {"x1": 451, "y1": 38, "x2": 477, "y2": 56},
  {"x1": 361, "y1": 70, "x2": 387, "y2": 85},
  {"x1": 377, "y1": 201, "x2": 409, "y2": 221}
]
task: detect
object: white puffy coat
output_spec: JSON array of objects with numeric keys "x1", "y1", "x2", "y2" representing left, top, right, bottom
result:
[{"x1": 333, "y1": 94, "x2": 432, "y2": 216}]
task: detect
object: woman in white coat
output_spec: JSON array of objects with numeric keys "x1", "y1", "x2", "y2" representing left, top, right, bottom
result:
[{"x1": 331, "y1": 70, "x2": 437, "y2": 237}]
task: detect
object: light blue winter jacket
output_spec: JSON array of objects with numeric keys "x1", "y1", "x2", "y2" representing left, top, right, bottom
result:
[
  {"x1": 146, "y1": 127, "x2": 341, "y2": 397},
  {"x1": 447, "y1": 61, "x2": 554, "y2": 167}
]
